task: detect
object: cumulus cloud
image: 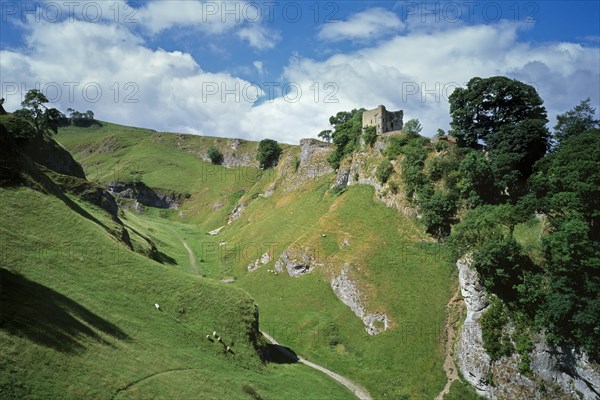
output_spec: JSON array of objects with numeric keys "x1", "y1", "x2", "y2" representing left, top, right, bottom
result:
[
  {"x1": 0, "y1": 19, "x2": 260, "y2": 137},
  {"x1": 136, "y1": 0, "x2": 238, "y2": 35},
  {"x1": 237, "y1": 25, "x2": 280, "y2": 50},
  {"x1": 318, "y1": 8, "x2": 404, "y2": 42},
  {"x1": 1, "y1": 10, "x2": 598, "y2": 144}
]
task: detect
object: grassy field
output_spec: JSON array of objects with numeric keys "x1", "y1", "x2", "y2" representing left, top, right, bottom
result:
[
  {"x1": 26, "y1": 123, "x2": 460, "y2": 399},
  {"x1": 0, "y1": 186, "x2": 357, "y2": 400}
]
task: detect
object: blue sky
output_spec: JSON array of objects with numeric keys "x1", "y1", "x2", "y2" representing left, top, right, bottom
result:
[{"x1": 1, "y1": 1, "x2": 599, "y2": 143}]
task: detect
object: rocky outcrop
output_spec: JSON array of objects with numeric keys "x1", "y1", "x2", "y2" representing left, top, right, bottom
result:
[
  {"x1": 274, "y1": 246, "x2": 322, "y2": 277},
  {"x1": 283, "y1": 139, "x2": 334, "y2": 192},
  {"x1": 227, "y1": 202, "x2": 247, "y2": 224},
  {"x1": 331, "y1": 267, "x2": 390, "y2": 336},
  {"x1": 107, "y1": 181, "x2": 182, "y2": 209},
  {"x1": 456, "y1": 257, "x2": 600, "y2": 399},
  {"x1": 247, "y1": 252, "x2": 271, "y2": 272}
]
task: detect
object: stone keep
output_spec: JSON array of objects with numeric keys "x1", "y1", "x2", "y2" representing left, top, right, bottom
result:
[{"x1": 362, "y1": 105, "x2": 403, "y2": 135}]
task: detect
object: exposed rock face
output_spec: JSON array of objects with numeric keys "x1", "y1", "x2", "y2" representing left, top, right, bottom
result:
[
  {"x1": 456, "y1": 257, "x2": 600, "y2": 399},
  {"x1": 227, "y1": 202, "x2": 247, "y2": 224},
  {"x1": 456, "y1": 256, "x2": 493, "y2": 396},
  {"x1": 282, "y1": 139, "x2": 334, "y2": 192},
  {"x1": 247, "y1": 252, "x2": 272, "y2": 272},
  {"x1": 274, "y1": 247, "x2": 322, "y2": 277},
  {"x1": 330, "y1": 267, "x2": 389, "y2": 335},
  {"x1": 107, "y1": 182, "x2": 182, "y2": 209}
]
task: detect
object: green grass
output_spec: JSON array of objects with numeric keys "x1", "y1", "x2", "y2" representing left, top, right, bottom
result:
[
  {"x1": 0, "y1": 186, "x2": 356, "y2": 400},
  {"x1": 48, "y1": 124, "x2": 458, "y2": 399}
]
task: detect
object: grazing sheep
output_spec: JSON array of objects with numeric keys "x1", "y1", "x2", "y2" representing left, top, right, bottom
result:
[
  {"x1": 213, "y1": 331, "x2": 217, "y2": 337},
  {"x1": 225, "y1": 346, "x2": 231, "y2": 352},
  {"x1": 217, "y1": 337, "x2": 222, "y2": 343},
  {"x1": 206, "y1": 334, "x2": 211, "y2": 340},
  {"x1": 154, "y1": 303, "x2": 161, "y2": 310}
]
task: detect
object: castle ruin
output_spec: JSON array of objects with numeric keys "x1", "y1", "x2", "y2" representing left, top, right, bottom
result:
[{"x1": 362, "y1": 105, "x2": 403, "y2": 135}]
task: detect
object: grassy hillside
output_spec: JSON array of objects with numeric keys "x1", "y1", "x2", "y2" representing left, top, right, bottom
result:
[
  {"x1": 0, "y1": 137, "x2": 357, "y2": 399},
  {"x1": 52, "y1": 123, "x2": 457, "y2": 399}
]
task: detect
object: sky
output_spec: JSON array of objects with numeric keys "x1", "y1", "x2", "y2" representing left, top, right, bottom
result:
[{"x1": 1, "y1": 0, "x2": 599, "y2": 144}]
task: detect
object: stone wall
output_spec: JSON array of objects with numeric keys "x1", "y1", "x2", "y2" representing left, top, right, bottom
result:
[{"x1": 362, "y1": 105, "x2": 403, "y2": 135}]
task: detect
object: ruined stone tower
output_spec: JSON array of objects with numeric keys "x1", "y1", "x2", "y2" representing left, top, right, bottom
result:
[{"x1": 362, "y1": 105, "x2": 403, "y2": 135}]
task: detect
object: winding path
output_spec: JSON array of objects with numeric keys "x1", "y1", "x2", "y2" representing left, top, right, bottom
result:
[
  {"x1": 181, "y1": 239, "x2": 198, "y2": 275},
  {"x1": 261, "y1": 330, "x2": 372, "y2": 400}
]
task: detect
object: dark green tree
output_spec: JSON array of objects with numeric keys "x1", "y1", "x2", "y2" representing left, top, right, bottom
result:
[
  {"x1": 19, "y1": 89, "x2": 63, "y2": 137},
  {"x1": 553, "y1": 98, "x2": 599, "y2": 148},
  {"x1": 207, "y1": 146, "x2": 224, "y2": 165},
  {"x1": 326, "y1": 108, "x2": 364, "y2": 169},
  {"x1": 418, "y1": 189, "x2": 458, "y2": 240},
  {"x1": 318, "y1": 129, "x2": 332, "y2": 142},
  {"x1": 449, "y1": 76, "x2": 547, "y2": 148},
  {"x1": 256, "y1": 139, "x2": 282, "y2": 169}
]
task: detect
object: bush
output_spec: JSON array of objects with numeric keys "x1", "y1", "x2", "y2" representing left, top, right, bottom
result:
[
  {"x1": 386, "y1": 136, "x2": 409, "y2": 159},
  {"x1": 256, "y1": 139, "x2": 282, "y2": 169},
  {"x1": 376, "y1": 159, "x2": 394, "y2": 183},
  {"x1": 207, "y1": 146, "x2": 224, "y2": 165},
  {"x1": 388, "y1": 180, "x2": 399, "y2": 194},
  {"x1": 0, "y1": 114, "x2": 35, "y2": 140},
  {"x1": 480, "y1": 297, "x2": 513, "y2": 361},
  {"x1": 363, "y1": 126, "x2": 377, "y2": 147},
  {"x1": 293, "y1": 156, "x2": 300, "y2": 172}
]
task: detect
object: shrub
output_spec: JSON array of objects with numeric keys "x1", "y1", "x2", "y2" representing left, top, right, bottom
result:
[
  {"x1": 293, "y1": 156, "x2": 300, "y2": 172},
  {"x1": 363, "y1": 126, "x2": 377, "y2": 147},
  {"x1": 257, "y1": 139, "x2": 282, "y2": 169},
  {"x1": 207, "y1": 146, "x2": 224, "y2": 165},
  {"x1": 386, "y1": 136, "x2": 409, "y2": 159},
  {"x1": 0, "y1": 114, "x2": 35, "y2": 140},
  {"x1": 388, "y1": 180, "x2": 399, "y2": 194},
  {"x1": 480, "y1": 297, "x2": 513, "y2": 361},
  {"x1": 376, "y1": 160, "x2": 394, "y2": 183}
]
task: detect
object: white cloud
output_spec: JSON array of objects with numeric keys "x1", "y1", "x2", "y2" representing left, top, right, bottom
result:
[
  {"x1": 136, "y1": 0, "x2": 238, "y2": 35},
  {"x1": 0, "y1": 20, "x2": 261, "y2": 137},
  {"x1": 253, "y1": 61, "x2": 264, "y2": 75},
  {"x1": 1, "y1": 15, "x2": 597, "y2": 145},
  {"x1": 318, "y1": 8, "x2": 404, "y2": 42},
  {"x1": 237, "y1": 25, "x2": 280, "y2": 50}
]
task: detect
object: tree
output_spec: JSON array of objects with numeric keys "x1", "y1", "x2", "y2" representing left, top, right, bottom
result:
[
  {"x1": 256, "y1": 139, "x2": 282, "y2": 169},
  {"x1": 553, "y1": 98, "x2": 599, "y2": 148},
  {"x1": 449, "y1": 76, "x2": 547, "y2": 148},
  {"x1": 318, "y1": 129, "x2": 332, "y2": 142},
  {"x1": 419, "y1": 189, "x2": 458, "y2": 240},
  {"x1": 457, "y1": 150, "x2": 498, "y2": 205},
  {"x1": 207, "y1": 146, "x2": 223, "y2": 165},
  {"x1": 19, "y1": 89, "x2": 62, "y2": 137},
  {"x1": 363, "y1": 126, "x2": 377, "y2": 147},
  {"x1": 487, "y1": 118, "x2": 549, "y2": 201},
  {"x1": 326, "y1": 108, "x2": 364, "y2": 169},
  {"x1": 403, "y1": 119, "x2": 422, "y2": 136}
]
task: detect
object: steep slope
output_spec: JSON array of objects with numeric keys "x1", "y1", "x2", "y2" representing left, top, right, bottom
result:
[
  {"x1": 55, "y1": 123, "x2": 457, "y2": 399},
  {"x1": 0, "y1": 130, "x2": 357, "y2": 399}
]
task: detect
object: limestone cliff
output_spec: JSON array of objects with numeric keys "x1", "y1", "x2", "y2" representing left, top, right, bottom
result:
[{"x1": 456, "y1": 257, "x2": 600, "y2": 400}]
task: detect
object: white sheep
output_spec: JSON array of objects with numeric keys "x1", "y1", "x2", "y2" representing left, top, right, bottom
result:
[
  {"x1": 206, "y1": 334, "x2": 211, "y2": 340},
  {"x1": 213, "y1": 331, "x2": 217, "y2": 337},
  {"x1": 217, "y1": 337, "x2": 222, "y2": 343},
  {"x1": 154, "y1": 303, "x2": 161, "y2": 310},
  {"x1": 225, "y1": 346, "x2": 231, "y2": 352}
]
